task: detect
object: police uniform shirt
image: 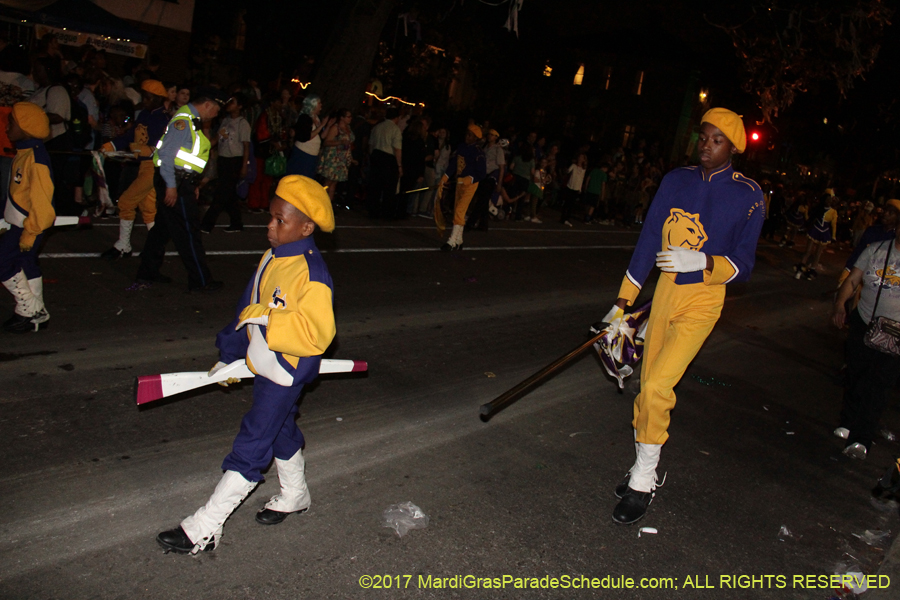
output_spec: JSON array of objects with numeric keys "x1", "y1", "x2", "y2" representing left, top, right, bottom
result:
[{"x1": 156, "y1": 103, "x2": 203, "y2": 187}]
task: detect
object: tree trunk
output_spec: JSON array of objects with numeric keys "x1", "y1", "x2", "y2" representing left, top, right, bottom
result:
[{"x1": 311, "y1": 0, "x2": 399, "y2": 112}]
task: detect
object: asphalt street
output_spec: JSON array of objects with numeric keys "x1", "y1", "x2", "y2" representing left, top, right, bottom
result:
[{"x1": 0, "y1": 210, "x2": 898, "y2": 599}]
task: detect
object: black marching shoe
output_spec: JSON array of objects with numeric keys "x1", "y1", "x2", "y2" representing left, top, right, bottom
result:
[
  {"x1": 255, "y1": 506, "x2": 308, "y2": 525},
  {"x1": 614, "y1": 473, "x2": 631, "y2": 499},
  {"x1": 156, "y1": 527, "x2": 213, "y2": 554},
  {"x1": 440, "y1": 242, "x2": 453, "y2": 252},
  {"x1": 100, "y1": 247, "x2": 131, "y2": 260},
  {"x1": 612, "y1": 488, "x2": 654, "y2": 525},
  {"x1": 3, "y1": 314, "x2": 48, "y2": 333}
]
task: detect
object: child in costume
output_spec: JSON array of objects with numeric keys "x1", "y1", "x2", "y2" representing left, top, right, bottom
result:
[
  {"x1": 157, "y1": 174, "x2": 336, "y2": 554},
  {"x1": 795, "y1": 191, "x2": 838, "y2": 280},
  {"x1": 779, "y1": 195, "x2": 808, "y2": 248},
  {"x1": 1, "y1": 102, "x2": 54, "y2": 333},
  {"x1": 436, "y1": 124, "x2": 486, "y2": 251},
  {"x1": 98, "y1": 79, "x2": 170, "y2": 259},
  {"x1": 600, "y1": 108, "x2": 764, "y2": 524}
]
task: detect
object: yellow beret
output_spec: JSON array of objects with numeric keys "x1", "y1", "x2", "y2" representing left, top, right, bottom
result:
[
  {"x1": 886, "y1": 199, "x2": 900, "y2": 213},
  {"x1": 467, "y1": 124, "x2": 483, "y2": 139},
  {"x1": 275, "y1": 175, "x2": 335, "y2": 232},
  {"x1": 11, "y1": 102, "x2": 50, "y2": 140},
  {"x1": 141, "y1": 79, "x2": 168, "y2": 97},
  {"x1": 701, "y1": 107, "x2": 746, "y2": 154}
]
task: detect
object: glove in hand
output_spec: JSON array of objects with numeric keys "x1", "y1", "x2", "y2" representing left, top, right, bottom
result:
[
  {"x1": 236, "y1": 304, "x2": 271, "y2": 330},
  {"x1": 656, "y1": 245, "x2": 707, "y2": 273},
  {"x1": 591, "y1": 305, "x2": 625, "y2": 334},
  {"x1": 209, "y1": 360, "x2": 240, "y2": 387}
]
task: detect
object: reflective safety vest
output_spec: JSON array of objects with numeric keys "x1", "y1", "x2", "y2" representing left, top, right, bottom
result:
[{"x1": 152, "y1": 105, "x2": 211, "y2": 174}]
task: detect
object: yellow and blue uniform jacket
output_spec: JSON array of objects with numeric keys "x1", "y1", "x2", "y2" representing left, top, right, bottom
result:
[
  {"x1": 3, "y1": 139, "x2": 55, "y2": 249},
  {"x1": 445, "y1": 142, "x2": 486, "y2": 183},
  {"x1": 618, "y1": 163, "x2": 764, "y2": 305},
  {"x1": 104, "y1": 106, "x2": 169, "y2": 160},
  {"x1": 216, "y1": 237, "x2": 336, "y2": 387}
]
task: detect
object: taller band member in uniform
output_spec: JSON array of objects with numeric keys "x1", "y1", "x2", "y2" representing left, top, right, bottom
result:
[
  {"x1": 133, "y1": 87, "x2": 226, "y2": 292},
  {"x1": 601, "y1": 108, "x2": 765, "y2": 524},
  {"x1": 99, "y1": 79, "x2": 170, "y2": 259}
]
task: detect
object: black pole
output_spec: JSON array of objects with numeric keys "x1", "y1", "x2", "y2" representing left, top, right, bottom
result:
[{"x1": 479, "y1": 330, "x2": 607, "y2": 422}]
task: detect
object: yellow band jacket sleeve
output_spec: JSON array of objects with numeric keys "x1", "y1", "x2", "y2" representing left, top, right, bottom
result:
[
  {"x1": 3, "y1": 139, "x2": 55, "y2": 250},
  {"x1": 216, "y1": 237, "x2": 336, "y2": 387}
]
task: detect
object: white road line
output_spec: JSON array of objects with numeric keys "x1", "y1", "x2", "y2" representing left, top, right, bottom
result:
[{"x1": 41, "y1": 245, "x2": 636, "y2": 258}]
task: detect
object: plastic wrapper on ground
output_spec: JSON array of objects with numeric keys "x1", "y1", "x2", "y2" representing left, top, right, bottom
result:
[{"x1": 382, "y1": 502, "x2": 429, "y2": 537}]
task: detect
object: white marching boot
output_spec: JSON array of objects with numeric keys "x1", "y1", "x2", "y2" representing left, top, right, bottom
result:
[
  {"x1": 3, "y1": 271, "x2": 45, "y2": 333},
  {"x1": 613, "y1": 442, "x2": 663, "y2": 525},
  {"x1": 27, "y1": 277, "x2": 49, "y2": 325},
  {"x1": 256, "y1": 449, "x2": 311, "y2": 525},
  {"x1": 161, "y1": 470, "x2": 257, "y2": 554},
  {"x1": 113, "y1": 219, "x2": 134, "y2": 253},
  {"x1": 441, "y1": 224, "x2": 465, "y2": 251},
  {"x1": 614, "y1": 430, "x2": 641, "y2": 498}
]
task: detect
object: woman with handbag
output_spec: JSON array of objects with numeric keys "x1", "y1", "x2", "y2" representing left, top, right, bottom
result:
[{"x1": 832, "y1": 220, "x2": 900, "y2": 459}]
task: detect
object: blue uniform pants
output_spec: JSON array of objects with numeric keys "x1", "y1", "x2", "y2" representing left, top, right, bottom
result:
[
  {"x1": 221, "y1": 376, "x2": 306, "y2": 482},
  {"x1": 136, "y1": 172, "x2": 212, "y2": 289},
  {"x1": 0, "y1": 225, "x2": 43, "y2": 281}
]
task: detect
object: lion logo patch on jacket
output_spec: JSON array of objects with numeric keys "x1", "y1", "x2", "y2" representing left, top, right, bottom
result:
[{"x1": 664, "y1": 208, "x2": 708, "y2": 250}]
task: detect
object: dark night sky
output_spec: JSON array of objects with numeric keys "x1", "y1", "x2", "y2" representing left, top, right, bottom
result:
[{"x1": 194, "y1": 0, "x2": 898, "y2": 176}]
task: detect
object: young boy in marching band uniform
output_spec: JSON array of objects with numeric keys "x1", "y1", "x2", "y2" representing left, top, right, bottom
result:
[
  {"x1": 1, "y1": 102, "x2": 54, "y2": 333},
  {"x1": 157, "y1": 174, "x2": 336, "y2": 553}
]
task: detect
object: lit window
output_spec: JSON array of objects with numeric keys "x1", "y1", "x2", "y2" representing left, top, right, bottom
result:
[
  {"x1": 634, "y1": 71, "x2": 644, "y2": 95},
  {"x1": 573, "y1": 64, "x2": 584, "y2": 86}
]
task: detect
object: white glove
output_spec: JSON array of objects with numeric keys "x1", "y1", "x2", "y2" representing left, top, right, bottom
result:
[
  {"x1": 591, "y1": 305, "x2": 625, "y2": 335},
  {"x1": 656, "y1": 245, "x2": 707, "y2": 273},
  {"x1": 236, "y1": 314, "x2": 269, "y2": 330},
  {"x1": 601, "y1": 305, "x2": 624, "y2": 325},
  {"x1": 209, "y1": 360, "x2": 241, "y2": 387}
]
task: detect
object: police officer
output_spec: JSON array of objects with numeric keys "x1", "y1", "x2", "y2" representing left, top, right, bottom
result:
[{"x1": 133, "y1": 87, "x2": 225, "y2": 292}]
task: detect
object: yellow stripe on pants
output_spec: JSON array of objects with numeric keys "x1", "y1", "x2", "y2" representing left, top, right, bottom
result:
[
  {"x1": 453, "y1": 180, "x2": 479, "y2": 226},
  {"x1": 117, "y1": 160, "x2": 157, "y2": 223},
  {"x1": 633, "y1": 274, "x2": 725, "y2": 445}
]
